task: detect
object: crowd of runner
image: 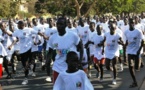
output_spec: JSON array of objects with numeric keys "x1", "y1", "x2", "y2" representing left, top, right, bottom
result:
[{"x1": 0, "y1": 13, "x2": 145, "y2": 89}]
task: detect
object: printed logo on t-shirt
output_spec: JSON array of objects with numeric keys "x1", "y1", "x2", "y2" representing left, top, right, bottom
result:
[
  {"x1": 107, "y1": 39, "x2": 116, "y2": 50},
  {"x1": 50, "y1": 32, "x2": 53, "y2": 35},
  {"x1": 23, "y1": 32, "x2": 26, "y2": 36},
  {"x1": 53, "y1": 43, "x2": 58, "y2": 48},
  {"x1": 128, "y1": 41, "x2": 136, "y2": 47},
  {"x1": 84, "y1": 31, "x2": 88, "y2": 33},
  {"x1": 107, "y1": 43, "x2": 115, "y2": 50},
  {"x1": 112, "y1": 40, "x2": 115, "y2": 42},
  {"x1": 76, "y1": 82, "x2": 82, "y2": 89},
  {"x1": 128, "y1": 37, "x2": 137, "y2": 47},
  {"x1": 56, "y1": 49, "x2": 69, "y2": 56},
  {"x1": 4, "y1": 35, "x2": 8, "y2": 39},
  {"x1": 80, "y1": 35, "x2": 87, "y2": 41},
  {"x1": 133, "y1": 37, "x2": 137, "y2": 40}
]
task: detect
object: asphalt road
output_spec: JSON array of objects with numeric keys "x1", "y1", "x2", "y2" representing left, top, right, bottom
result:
[{"x1": 1, "y1": 57, "x2": 145, "y2": 90}]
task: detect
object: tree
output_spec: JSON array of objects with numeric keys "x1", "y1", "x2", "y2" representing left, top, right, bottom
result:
[
  {"x1": 35, "y1": 0, "x2": 48, "y2": 14},
  {"x1": 9, "y1": 1, "x2": 19, "y2": 17},
  {"x1": 27, "y1": 0, "x2": 37, "y2": 15},
  {"x1": 95, "y1": 0, "x2": 145, "y2": 15},
  {"x1": 0, "y1": 0, "x2": 19, "y2": 18},
  {"x1": 34, "y1": 0, "x2": 145, "y2": 18},
  {"x1": 34, "y1": 0, "x2": 98, "y2": 18},
  {"x1": 0, "y1": 0, "x2": 10, "y2": 18}
]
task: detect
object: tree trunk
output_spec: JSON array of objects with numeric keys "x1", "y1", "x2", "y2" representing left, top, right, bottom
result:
[
  {"x1": 76, "y1": 5, "x2": 81, "y2": 19},
  {"x1": 84, "y1": 0, "x2": 97, "y2": 17},
  {"x1": 74, "y1": 0, "x2": 84, "y2": 19}
]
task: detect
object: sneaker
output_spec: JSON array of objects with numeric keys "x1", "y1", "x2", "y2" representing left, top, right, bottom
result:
[
  {"x1": 30, "y1": 64, "x2": 34, "y2": 70},
  {"x1": 129, "y1": 82, "x2": 138, "y2": 88},
  {"x1": 5, "y1": 74, "x2": 12, "y2": 79},
  {"x1": 96, "y1": 72, "x2": 100, "y2": 78},
  {"x1": 42, "y1": 62, "x2": 45, "y2": 66},
  {"x1": 29, "y1": 70, "x2": 33, "y2": 75},
  {"x1": 32, "y1": 72, "x2": 36, "y2": 77},
  {"x1": 22, "y1": 78, "x2": 28, "y2": 85},
  {"x1": 120, "y1": 64, "x2": 123, "y2": 72},
  {"x1": 135, "y1": 69, "x2": 140, "y2": 72},
  {"x1": 88, "y1": 72, "x2": 92, "y2": 78},
  {"x1": 112, "y1": 79, "x2": 116, "y2": 85},
  {"x1": 51, "y1": 61, "x2": 53, "y2": 66},
  {"x1": 89, "y1": 65, "x2": 93, "y2": 69},
  {"x1": 45, "y1": 76, "x2": 52, "y2": 82}
]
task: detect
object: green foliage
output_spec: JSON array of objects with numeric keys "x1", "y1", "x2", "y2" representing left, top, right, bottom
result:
[
  {"x1": 34, "y1": 0, "x2": 145, "y2": 17},
  {"x1": 0, "y1": 0, "x2": 19, "y2": 18},
  {"x1": 95, "y1": 0, "x2": 145, "y2": 15},
  {"x1": 18, "y1": 11, "x2": 32, "y2": 19},
  {"x1": 35, "y1": 0, "x2": 48, "y2": 14},
  {"x1": 9, "y1": 1, "x2": 19, "y2": 17}
]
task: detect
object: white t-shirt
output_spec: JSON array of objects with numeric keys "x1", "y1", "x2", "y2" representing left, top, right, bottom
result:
[
  {"x1": 92, "y1": 33, "x2": 105, "y2": 60},
  {"x1": 12, "y1": 27, "x2": 38, "y2": 54},
  {"x1": 12, "y1": 28, "x2": 20, "y2": 51},
  {"x1": 45, "y1": 27, "x2": 57, "y2": 51},
  {"x1": 48, "y1": 32, "x2": 80, "y2": 73},
  {"x1": 88, "y1": 31, "x2": 96, "y2": 56},
  {"x1": 141, "y1": 18, "x2": 145, "y2": 24},
  {"x1": 53, "y1": 70, "x2": 94, "y2": 90},
  {"x1": 96, "y1": 22, "x2": 101, "y2": 27},
  {"x1": 33, "y1": 25, "x2": 45, "y2": 46},
  {"x1": 101, "y1": 23, "x2": 110, "y2": 34},
  {"x1": 0, "y1": 29, "x2": 2, "y2": 36},
  {"x1": 40, "y1": 23, "x2": 49, "y2": 30},
  {"x1": 0, "y1": 42, "x2": 7, "y2": 57},
  {"x1": 117, "y1": 20, "x2": 124, "y2": 28},
  {"x1": 77, "y1": 26, "x2": 89, "y2": 45},
  {"x1": 0, "y1": 36, "x2": 4, "y2": 42},
  {"x1": 135, "y1": 23, "x2": 144, "y2": 33},
  {"x1": 105, "y1": 32, "x2": 121, "y2": 59},
  {"x1": 120, "y1": 25, "x2": 129, "y2": 43},
  {"x1": 2, "y1": 31, "x2": 16, "y2": 55},
  {"x1": 91, "y1": 19, "x2": 96, "y2": 24},
  {"x1": 124, "y1": 29, "x2": 144, "y2": 55},
  {"x1": 31, "y1": 34, "x2": 41, "y2": 52},
  {"x1": 45, "y1": 27, "x2": 57, "y2": 37},
  {"x1": 116, "y1": 27, "x2": 123, "y2": 50},
  {"x1": 65, "y1": 27, "x2": 78, "y2": 34}
]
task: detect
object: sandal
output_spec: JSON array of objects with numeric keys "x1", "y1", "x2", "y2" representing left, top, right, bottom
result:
[{"x1": 129, "y1": 82, "x2": 138, "y2": 88}]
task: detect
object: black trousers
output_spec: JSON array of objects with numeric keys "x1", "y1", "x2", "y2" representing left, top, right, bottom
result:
[{"x1": 20, "y1": 49, "x2": 32, "y2": 78}]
